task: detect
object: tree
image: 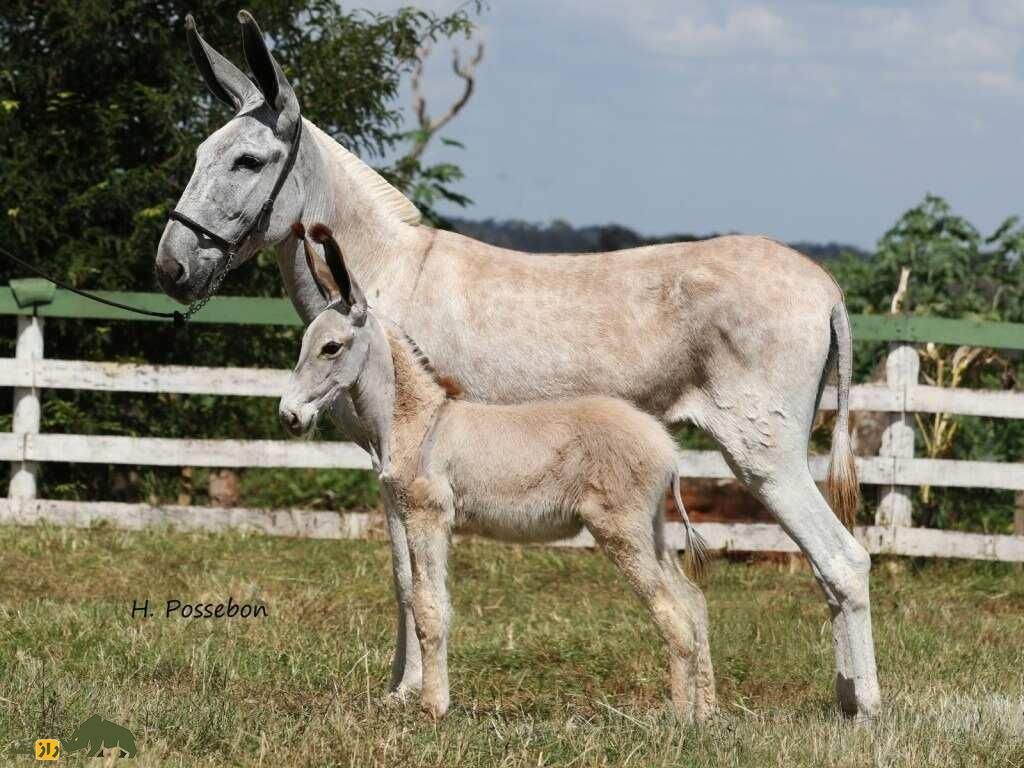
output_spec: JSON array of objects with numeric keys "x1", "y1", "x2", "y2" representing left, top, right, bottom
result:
[
  {"x1": 832, "y1": 195, "x2": 1024, "y2": 531},
  {"x1": 0, "y1": 1, "x2": 482, "y2": 506},
  {"x1": 836, "y1": 195, "x2": 1024, "y2": 322},
  {"x1": 387, "y1": 37, "x2": 484, "y2": 224},
  {"x1": 0, "y1": 0, "x2": 480, "y2": 293}
]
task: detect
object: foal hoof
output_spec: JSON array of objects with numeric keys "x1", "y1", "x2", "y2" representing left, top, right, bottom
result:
[
  {"x1": 421, "y1": 698, "x2": 449, "y2": 721},
  {"x1": 694, "y1": 700, "x2": 716, "y2": 725}
]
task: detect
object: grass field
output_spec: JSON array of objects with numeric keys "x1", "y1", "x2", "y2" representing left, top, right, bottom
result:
[{"x1": 1, "y1": 523, "x2": 1022, "y2": 767}]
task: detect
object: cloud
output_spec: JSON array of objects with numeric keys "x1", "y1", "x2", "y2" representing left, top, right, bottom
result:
[
  {"x1": 852, "y1": 6, "x2": 1013, "y2": 66},
  {"x1": 595, "y1": 1, "x2": 1023, "y2": 99},
  {"x1": 976, "y1": 0, "x2": 1024, "y2": 29},
  {"x1": 977, "y1": 70, "x2": 1016, "y2": 90},
  {"x1": 654, "y1": 5, "x2": 801, "y2": 57}
]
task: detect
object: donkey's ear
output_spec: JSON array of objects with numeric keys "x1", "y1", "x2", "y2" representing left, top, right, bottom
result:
[
  {"x1": 185, "y1": 14, "x2": 260, "y2": 111},
  {"x1": 310, "y1": 224, "x2": 368, "y2": 326},
  {"x1": 238, "y1": 10, "x2": 298, "y2": 118}
]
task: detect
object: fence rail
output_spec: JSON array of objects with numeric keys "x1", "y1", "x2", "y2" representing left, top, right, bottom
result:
[
  {"x1": 1, "y1": 282, "x2": 1022, "y2": 561},
  {"x1": 3, "y1": 283, "x2": 1024, "y2": 349}
]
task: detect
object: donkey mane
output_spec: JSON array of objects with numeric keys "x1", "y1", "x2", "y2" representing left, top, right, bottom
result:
[{"x1": 307, "y1": 121, "x2": 422, "y2": 226}]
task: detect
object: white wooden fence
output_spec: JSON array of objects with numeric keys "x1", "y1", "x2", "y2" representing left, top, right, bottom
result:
[{"x1": 2, "y1": 317, "x2": 1023, "y2": 561}]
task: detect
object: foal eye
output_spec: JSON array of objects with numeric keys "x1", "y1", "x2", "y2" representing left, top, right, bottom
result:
[
  {"x1": 320, "y1": 341, "x2": 342, "y2": 357},
  {"x1": 232, "y1": 154, "x2": 265, "y2": 171}
]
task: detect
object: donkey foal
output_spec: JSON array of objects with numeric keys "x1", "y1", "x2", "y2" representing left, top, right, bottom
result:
[{"x1": 280, "y1": 224, "x2": 715, "y2": 723}]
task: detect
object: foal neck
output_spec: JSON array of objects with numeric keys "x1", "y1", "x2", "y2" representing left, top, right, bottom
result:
[
  {"x1": 386, "y1": 329, "x2": 446, "y2": 425},
  {"x1": 379, "y1": 326, "x2": 447, "y2": 476}
]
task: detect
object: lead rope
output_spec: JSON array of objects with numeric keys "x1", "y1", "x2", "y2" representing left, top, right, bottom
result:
[
  {"x1": 0, "y1": 245, "x2": 190, "y2": 324},
  {"x1": 0, "y1": 245, "x2": 241, "y2": 326},
  {"x1": 1, "y1": 119, "x2": 303, "y2": 326}
]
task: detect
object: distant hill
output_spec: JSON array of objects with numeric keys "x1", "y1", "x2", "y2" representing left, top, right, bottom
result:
[{"x1": 447, "y1": 217, "x2": 871, "y2": 261}]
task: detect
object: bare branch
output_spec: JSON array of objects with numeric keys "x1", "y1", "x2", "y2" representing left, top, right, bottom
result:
[
  {"x1": 405, "y1": 41, "x2": 484, "y2": 164},
  {"x1": 410, "y1": 42, "x2": 431, "y2": 134},
  {"x1": 889, "y1": 266, "x2": 910, "y2": 315}
]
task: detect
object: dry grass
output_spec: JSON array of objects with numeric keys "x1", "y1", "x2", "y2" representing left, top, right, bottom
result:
[{"x1": 1, "y1": 522, "x2": 1022, "y2": 766}]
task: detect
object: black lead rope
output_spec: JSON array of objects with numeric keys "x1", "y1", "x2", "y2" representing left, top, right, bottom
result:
[
  {"x1": 0, "y1": 245, "x2": 187, "y2": 325},
  {"x1": 0, "y1": 118, "x2": 304, "y2": 328}
]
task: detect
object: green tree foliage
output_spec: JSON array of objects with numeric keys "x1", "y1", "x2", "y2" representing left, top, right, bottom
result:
[
  {"x1": 0, "y1": 1, "x2": 479, "y2": 506},
  {"x1": 836, "y1": 195, "x2": 1024, "y2": 322},
  {"x1": 832, "y1": 195, "x2": 1024, "y2": 532}
]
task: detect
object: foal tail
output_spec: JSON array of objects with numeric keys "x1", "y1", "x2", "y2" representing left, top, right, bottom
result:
[
  {"x1": 826, "y1": 302, "x2": 860, "y2": 530},
  {"x1": 671, "y1": 471, "x2": 710, "y2": 582}
]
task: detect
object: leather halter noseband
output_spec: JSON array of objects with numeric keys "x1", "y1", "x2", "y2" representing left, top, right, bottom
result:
[
  {"x1": 0, "y1": 118, "x2": 304, "y2": 327},
  {"x1": 168, "y1": 118, "x2": 303, "y2": 259}
]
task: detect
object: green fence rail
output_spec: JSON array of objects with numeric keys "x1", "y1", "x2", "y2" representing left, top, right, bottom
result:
[{"x1": 2, "y1": 280, "x2": 1023, "y2": 350}]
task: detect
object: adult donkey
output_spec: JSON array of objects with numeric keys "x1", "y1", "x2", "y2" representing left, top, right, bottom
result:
[{"x1": 156, "y1": 12, "x2": 880, "y2": 720}]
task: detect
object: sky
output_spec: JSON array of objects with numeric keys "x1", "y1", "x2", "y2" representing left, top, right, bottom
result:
[{"x1": 357, "y1": 0, "x2": 1024, "y2": 247}]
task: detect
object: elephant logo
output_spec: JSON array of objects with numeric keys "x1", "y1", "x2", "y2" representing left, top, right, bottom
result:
[
  {"x1": 62, "y1": 715, "x2": 137, "y2": 758},
  {"x1": 7, "y1": 715, "x2": 139, "y2": 759}
]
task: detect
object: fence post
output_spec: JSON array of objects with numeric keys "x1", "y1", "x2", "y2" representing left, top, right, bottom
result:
[
  {"x1": 9, "y1": 314, "x2": 44, "y2": 503},
  {"x1": 1014, "y1": 492, "x2": 1023, "y2": 573},
  {"x1": 876, "y1": 342, "x2": 918, "y2": 526}
]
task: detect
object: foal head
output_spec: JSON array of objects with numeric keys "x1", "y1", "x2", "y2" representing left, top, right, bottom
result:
[{"x1": 279, "y1": 223, "x2": 372, "y2": 437}]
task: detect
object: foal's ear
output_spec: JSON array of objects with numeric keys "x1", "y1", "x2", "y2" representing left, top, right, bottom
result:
[
  {"x1": 310, "y1": 224, "x2": 368, "y2": 326},
  {"x1": 238, "y1": 10, "x2": 298, "y2": 118},
  {"x1": 291, "y1": 223, "x2": 332, "y2": 302},
  {"x1": 185, "y1": 14, "x2": 260, "y2": 111}
]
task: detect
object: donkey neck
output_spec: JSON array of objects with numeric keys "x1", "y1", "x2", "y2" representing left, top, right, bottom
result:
[{"x1": 275, "y1": 120, "x2": 421, "y2": 324}]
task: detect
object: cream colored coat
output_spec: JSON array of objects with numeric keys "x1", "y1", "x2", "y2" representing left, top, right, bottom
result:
[
  {"x1": 280, "y1": 277, "x2": 714, "y2": 721},
  {"x1": 156, "y1": 13, "x2": 879, "y2": 720}
]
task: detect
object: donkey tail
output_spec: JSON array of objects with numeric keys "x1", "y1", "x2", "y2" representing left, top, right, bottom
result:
[
  {"x1": 826, "y1": 302, "x2": 860, "y2": 530},
  {"x1": 671, "y1": 471, "x2": 710, "y2": 582}
]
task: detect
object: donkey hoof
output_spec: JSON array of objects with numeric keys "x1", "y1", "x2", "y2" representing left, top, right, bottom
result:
[{"x1": 384, "y1": 684, "x2": 420, "y2": 706}]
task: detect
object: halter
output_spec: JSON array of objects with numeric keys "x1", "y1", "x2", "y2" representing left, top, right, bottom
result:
[{"x1": 167, "y1": 117, "x2": 303, "y2": 321}]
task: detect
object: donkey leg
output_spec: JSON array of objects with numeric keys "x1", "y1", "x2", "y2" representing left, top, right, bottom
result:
[
  {"x1": 584, "y1": 502, "x2": 704, "y2": 724},
  {"x1": 761, "y1": 466, "x2": 879, "y2": 719},
  {"x1": 404, "y1": 492, "x2": 453, "y2": 719},
  {"x1": 380, "y1": 485, "x2": 423, "y2": 699},
  {"x1": 729, "y1": 448, "x2": 881, "y2": 720}
]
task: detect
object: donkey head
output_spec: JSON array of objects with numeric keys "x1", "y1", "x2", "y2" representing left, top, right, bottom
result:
[
  {"x1": 279, "y1": 223, "x2": 373, "y2": 438},
  {"x1": 156, "y1": 11, "x2": 303, "y2": 302}
]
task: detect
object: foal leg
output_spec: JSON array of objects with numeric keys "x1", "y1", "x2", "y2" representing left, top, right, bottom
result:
[
  {"x1": 583, "y1": 502, "x2": 704, "y2": 724},
  {"x1": 689, "y1": 589, "x2": 716, "y2": 721},
  {"x1": 380, "y1": 484, "x2": 422, "y2": 699},
  {"x1": 655, "y1": 514, "x2": 716, "y2": 719},
  {"x1": 405, "y1": 481, "x2": 454, "y2": 719}
]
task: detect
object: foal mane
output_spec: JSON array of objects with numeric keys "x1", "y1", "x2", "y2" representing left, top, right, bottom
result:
[{"x1": 398, "y1": 329, "x2": 462, "y2": 399}]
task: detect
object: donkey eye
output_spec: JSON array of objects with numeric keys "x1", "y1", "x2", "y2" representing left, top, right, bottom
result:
[
  {"x1": 320, "y1": 341, "x2": 342, "y2": 357},
  {"x1": 232, "y1": 154, "x2": 265, "y2": 171}
]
